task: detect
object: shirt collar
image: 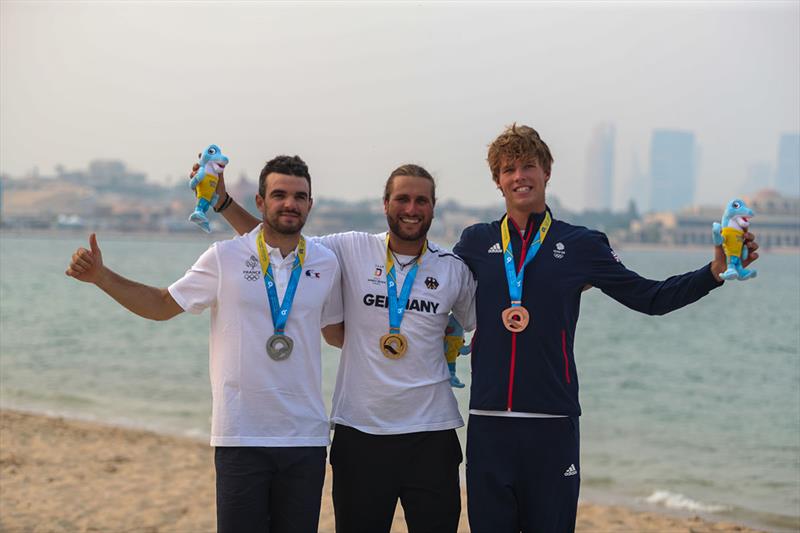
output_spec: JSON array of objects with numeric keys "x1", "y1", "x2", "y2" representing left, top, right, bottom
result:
[
  {"x1": 254, "y1": 224, "x2": 300, "y2": 265},
  {"x1": 265, "y1": 241, "x2": 297, "y2": 264},
  {"x1": 500, "y1": 205, "x2": 552, "y2": 236}
]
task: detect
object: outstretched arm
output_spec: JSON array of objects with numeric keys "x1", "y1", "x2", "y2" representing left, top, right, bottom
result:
[
  {"x1": 66, "y1": 234, "x2": 183, "y2": 321},
  {"x1": 191, "y1": 161, "x2": 260, "y2": 235}
]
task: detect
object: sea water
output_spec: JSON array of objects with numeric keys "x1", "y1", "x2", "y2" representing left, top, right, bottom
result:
[{"x1": 1, "y1": 232, "x2": 798, "y2": 530}]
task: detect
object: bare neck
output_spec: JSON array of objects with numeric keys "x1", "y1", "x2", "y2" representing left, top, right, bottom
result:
[
  {"x1": 506, "y1": 203, "x2": 546, "y2": 230},
  {"x1": 262, "y1": 226, "x2": 300, "y2": 257},
  {"x1": 388, "y1": 232, "x2": 426, "y2": 256}
]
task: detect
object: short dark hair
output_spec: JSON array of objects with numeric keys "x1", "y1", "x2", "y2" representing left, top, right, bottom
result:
[
  {"x1": 258, "y1": 155, "x2": 311, "y2": 197},
  {"x1": 383, "y1": 164, "x2": 436, "y2": 205}
]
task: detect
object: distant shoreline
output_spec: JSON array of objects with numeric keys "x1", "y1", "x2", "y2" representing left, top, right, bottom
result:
[
  {"x1": 612, "y1": 241, "x2": 800, "y2": 254},
  {"x1": 3, "y1": 227, "x2": 799, "y2": 254}
]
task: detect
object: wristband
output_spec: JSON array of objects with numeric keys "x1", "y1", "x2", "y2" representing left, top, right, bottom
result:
[{"x1": 214, "y1": 193, "x2": 233, "y2": 213}]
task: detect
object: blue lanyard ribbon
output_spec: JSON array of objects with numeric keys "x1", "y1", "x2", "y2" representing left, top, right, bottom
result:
[
  {"x1": 500, "y1": 211, "x2": 552, "y2": 306},
  {"x1": 385, "y1": 234, "x2": 427, "y2": 334},
  {"x1": 256, "y1": 234, "x2": 306, "y2": 334}
]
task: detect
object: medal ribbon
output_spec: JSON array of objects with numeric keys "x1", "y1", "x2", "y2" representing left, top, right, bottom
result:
[
  {"x1": 384, "y1": 234, "x2": 427, "y2": 334},
  {"x1": 256, "y1": 234, "x2": 306, "y2": 334},
  {"x1": 500, "y1": 211, "x2": 552, "y2": 307}
]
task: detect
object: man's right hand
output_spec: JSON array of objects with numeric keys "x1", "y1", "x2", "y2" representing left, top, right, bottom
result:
[
  {"x1": 66, "y1": 233, "x2": 105, "y2": 284},
  {"x1": 190, "y1": 152, "x2": 227, "y2": 210}
]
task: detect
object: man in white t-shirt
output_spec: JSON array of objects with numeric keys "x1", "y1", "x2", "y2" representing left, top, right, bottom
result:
[
  {"x1": 67, "y1": 155, "x2": 344, "y2": 533},
  {"x1": 206, "y1": 163, "x2": 476, "y2": 533}
]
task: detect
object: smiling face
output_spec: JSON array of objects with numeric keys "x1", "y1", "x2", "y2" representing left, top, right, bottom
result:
[
  {"x1": 724, "y1": 199, "x2": 754, "y2": 230},
  {"x1": 731, "y1": 213, "x2": 751, "y2": 229},
  {"x1": 201, "y1": 145, "x2": 228, "y2": 174},
  {"x1": 255, "y1": 172, "x2": 312, "y2": 236},
  {"x1": 497, "y1": 156, "x2": 550, "y2": 217},
  {"x1": 208, "y1": 160, "x2": 227, "y2": 174},
  {"x1": 384, "y1": 174, "x2": 435, "y2": 245},
  {"x1": 488, "y1": 124, "x2": 554, "y2": 221}
]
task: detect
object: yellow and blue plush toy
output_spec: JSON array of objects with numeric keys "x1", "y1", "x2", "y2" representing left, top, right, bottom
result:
[
  {"x1": 189, "y1": 144, "x2": 229, "y2": 232},
  {"x1": 444, "y1": 314, "x2": 471, "y2": 388},
  {"x1": 712, "y1": 198, "x2": 757, "y2": 281}
]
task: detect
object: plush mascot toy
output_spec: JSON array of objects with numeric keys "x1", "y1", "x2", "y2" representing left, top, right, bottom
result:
[
  {"x1": 444, "y1": 314, "x2": 471, "y2": 388},
  {"x1": 189, "y1": 144, "x2": 229, "y2": 232},
  {"x1": 712, "y1": 198, "x2": 757, "y2": 281}
]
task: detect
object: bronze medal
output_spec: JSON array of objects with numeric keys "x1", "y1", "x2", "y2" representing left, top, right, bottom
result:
[
  {"x1": 502, "y1": 306, "x2": 530, "y2": 333},
  {"x1": 380, "y1": 333, "x2": 408, "y2": 359}
]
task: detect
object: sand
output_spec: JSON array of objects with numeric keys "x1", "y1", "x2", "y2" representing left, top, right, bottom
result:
[{"x1": 0, "y1": 410, "x2": 762, "y2": 532}]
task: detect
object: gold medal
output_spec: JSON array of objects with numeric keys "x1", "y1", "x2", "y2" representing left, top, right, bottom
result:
[
  {"x1": 502, "y1": 306, "x2": 530, "y2": 333},
  {"x1": 380, "y1": 333, "x2": 408, "y2": 359}
]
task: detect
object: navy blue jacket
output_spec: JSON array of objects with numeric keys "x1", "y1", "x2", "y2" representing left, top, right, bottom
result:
[{"x1": 453, "y1": 209, "x2": 722, "y2": 416}]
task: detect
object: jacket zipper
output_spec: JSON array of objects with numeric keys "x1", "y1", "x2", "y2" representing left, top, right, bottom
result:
[
  {"x1": 562, "y1": 329, "x2": 571, "y2": 384},
  {"x1": 507, "y1": 218, "x2": 533, "y2": 411}
]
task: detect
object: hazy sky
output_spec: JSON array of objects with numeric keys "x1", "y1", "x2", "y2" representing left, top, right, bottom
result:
[{"x1": 2, "y1": 1, "x2": 798, "y2": 211}]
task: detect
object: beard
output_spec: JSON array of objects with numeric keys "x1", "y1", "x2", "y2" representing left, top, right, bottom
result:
[
  {"x1": 386, "y1": 212, "x2": 432, "y2": 243},
  {"x1": 265, "y1": 209, "x2": 306, "y2": 235}
]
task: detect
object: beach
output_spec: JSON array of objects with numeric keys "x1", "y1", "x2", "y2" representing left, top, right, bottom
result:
[{"x1": 0, "y1": 410, "x2": 762, "y2": 533}]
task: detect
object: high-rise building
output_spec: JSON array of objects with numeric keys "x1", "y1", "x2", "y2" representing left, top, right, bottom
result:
[
  {"x1": 649, "y1": 130, "x2": 696, "y2": 212},
  {"x1": 626, "y1": 152, "x2": 649, "y2": 213},
  {"x1": 583, "y1": 123, "x2": 615, "y2": 211},
  {"x1": 743, "y1": 161, "x2": 773, "y2": 195},
  {"x1": 775, "y1": 133, "x2": 800, "y2": 197}
]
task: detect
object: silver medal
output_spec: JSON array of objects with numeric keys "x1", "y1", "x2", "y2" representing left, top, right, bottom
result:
[{"x1": 267, "y1": 334, "x2": 293, "y2": 361}]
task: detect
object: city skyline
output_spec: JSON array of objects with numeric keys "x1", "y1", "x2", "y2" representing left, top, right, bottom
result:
[
  {"x1": 649, "y1": 129, "x2": 697, "y2": 213},
  {"x1": 5, "y1": 125, "x2": 795, "y2": 214},
  {"x1": 776, "y1": 133, "x2": 800, "y2": 197},
  {"x1": 1, "y1": 1, "x2": 798, "y2": 211},
  {"x1": 584, "y1": 123, "x2": 616, "y2": 212}
]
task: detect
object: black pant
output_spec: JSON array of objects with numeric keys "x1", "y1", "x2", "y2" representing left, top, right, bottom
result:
[
  {"x1": 330, "y1": 424, "x2": 463, "y2": 533},
  {"x1": 215, "y1": 446, "x2": 326, "y2": 533},
  {"x1": 466, "y1": 415, "x2": 580, "y2": 533}
]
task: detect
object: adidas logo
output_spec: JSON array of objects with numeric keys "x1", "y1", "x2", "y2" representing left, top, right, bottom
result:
[
  {"x1": 563, "y1": 464, "x2": 578, "y2": 477},
  {"x1": 487, "y1": 243, "x2": 502, "y2": 253}
]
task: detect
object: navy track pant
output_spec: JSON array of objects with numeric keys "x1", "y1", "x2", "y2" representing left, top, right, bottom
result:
[{"x1": 466, "y1": 415, "x2": 580, "y2": 533}]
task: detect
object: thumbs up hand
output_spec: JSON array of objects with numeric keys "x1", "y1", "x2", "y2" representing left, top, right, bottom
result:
[{"x1": 66, "y1": 233, "x2": 105, "y2": 284}]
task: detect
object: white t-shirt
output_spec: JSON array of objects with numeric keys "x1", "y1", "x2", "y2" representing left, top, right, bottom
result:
[
  {"x1": 314, "y1": 232, "x2": 476, "y2": 435},
  {"x1": 168, "y1": 225, "x2": 344, "y2": 447}
]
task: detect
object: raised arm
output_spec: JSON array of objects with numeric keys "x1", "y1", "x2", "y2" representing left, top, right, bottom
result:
[
  {"x1": 66, "y1": 233, "x2": 183, "y2": 321},
  {"x1": 191, "y1": 161, "x2": 260, "y2": 236}
]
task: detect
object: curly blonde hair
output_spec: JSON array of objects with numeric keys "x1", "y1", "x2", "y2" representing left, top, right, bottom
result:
[{"x1": 487, "y1": 124, "x2": 553, "y2": 183}]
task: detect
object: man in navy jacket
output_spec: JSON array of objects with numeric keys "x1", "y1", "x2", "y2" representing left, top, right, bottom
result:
[{"x1": 453, "y1": 124, "x2": 760, "y2": 533}]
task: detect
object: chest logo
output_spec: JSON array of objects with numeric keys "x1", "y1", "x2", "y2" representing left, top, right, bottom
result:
[
  {"x1": 368, "y1": 264, "x2": 386, "y2": 287},
  {"x1": 305, "y1": 269, "x2": 321, "y2": 278},
  {"x1": 553, "y1": 242, "x2": 566, "y2": 259},
  {"x1": 487, "y1": 242, "x2": 502, "y2": 254},
  {"x1": 243, "y1": 255, "x2": 260, "y2": 281},
  {"x1": 425, "y1": 276, "x2": 439, "y2": 290}
]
